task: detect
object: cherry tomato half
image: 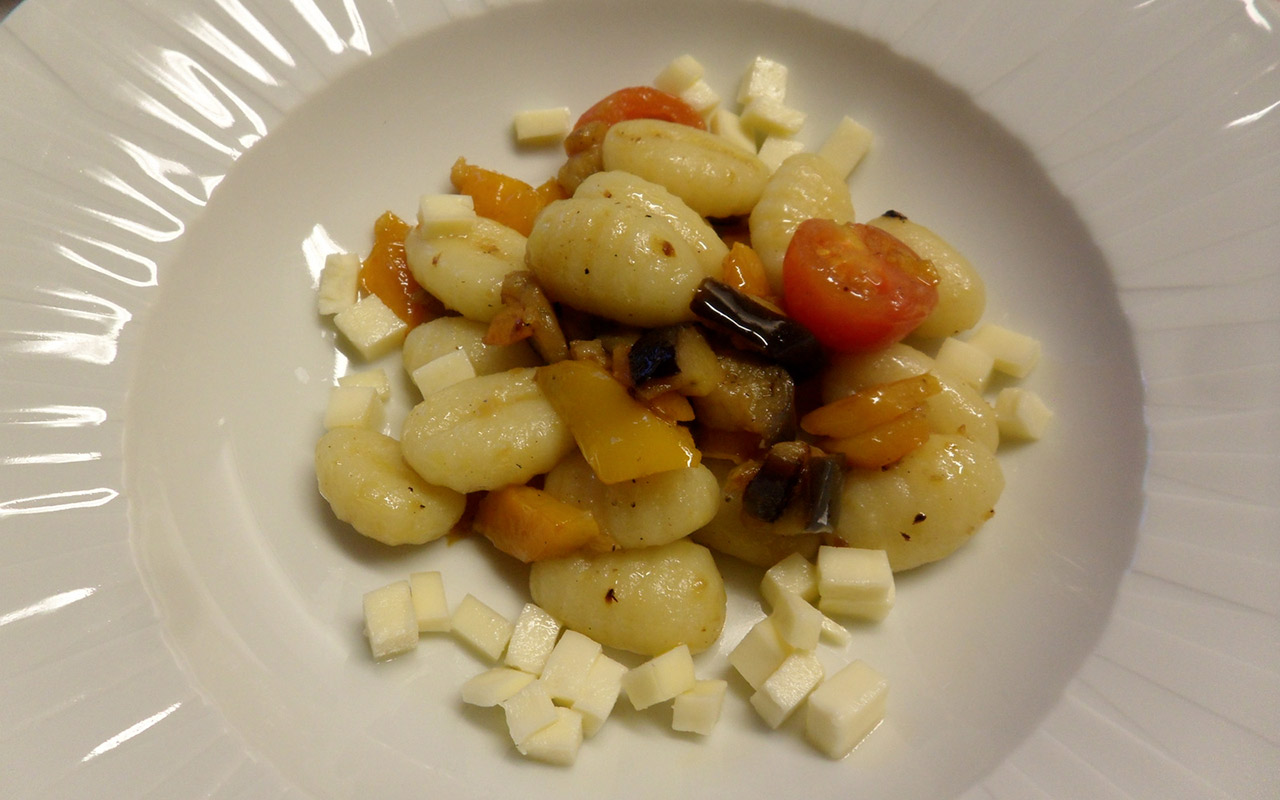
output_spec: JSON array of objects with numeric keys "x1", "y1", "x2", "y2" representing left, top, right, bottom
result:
[
  {"x1": 782, "y1": 218, "x2": 939, "y2": 352},
  {"x1": 573, "y1": 86, "x2": 706, "y2": 132}
]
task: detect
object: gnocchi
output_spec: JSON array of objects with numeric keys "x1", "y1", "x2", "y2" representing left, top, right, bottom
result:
[
  {"x1": 405, "y1": 216, "x2": 526, "y2": 322},
  {"x1": 748, "y1": 152, "x2": 855, "y2": 291},
  {"x1": 867, "y1": 212, "x2": 986, "y2": 338}
]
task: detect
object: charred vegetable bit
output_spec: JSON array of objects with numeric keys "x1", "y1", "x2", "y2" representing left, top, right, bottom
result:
[
  {"x1": 485, "y1": 271, "x2": 569, "y2": 363},
  {"x1": 743, "y1": 441, "x2": 811, "y2": 523},
  {"x1": 802, "y1": 454, "x2": 845, "y2": 535},
  {"x1": 689, "y1": 279, "x2": 825, "y2": 381},
  {"x1": 628, "y1": 326, "x2": 681, "y2": 385},
  {"x1": 689, "y1": 350, "x2": 796, "y2": 447}
]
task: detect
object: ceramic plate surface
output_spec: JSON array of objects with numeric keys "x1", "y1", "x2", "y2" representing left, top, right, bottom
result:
[{"x1": 1, "y1": 1, "x2": 1276, "y2": 798}]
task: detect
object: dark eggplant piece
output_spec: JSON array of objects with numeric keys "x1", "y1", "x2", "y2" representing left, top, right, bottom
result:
[
  {"x1": 742, "y1": 441, "x2": 811, "y2": 523},
  {"x1": 628, "y1": 326, "x2": 680, "y2": 385},
  {"x1": 689, "y1": 279, "x2": 825, "y2": 381},
  {"x1": 689, "y1": 350, "x2": 796, "y2": 446},
  {"x1": 803, "y1": 453, "x2": 845, "y2": 535}
]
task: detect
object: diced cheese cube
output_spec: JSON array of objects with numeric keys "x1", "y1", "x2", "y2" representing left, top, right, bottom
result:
[
  {"x1": 671, "y1": 679, "x2": 728, "y2": 736},
  {"x1": 736, "y1": 55, "x2": 788, "y2": 105},
  {"x1": 740, "y1": 96, "x2": 806, "y2": 138},
  {"x1": 410, "y1": 349, "x2": 476, "y2": 397},
  {"x1": 770, "y1": 590, "x2": 824, "y2": 651},
  {"x1": 461, "y1": 667, "x2": 536, "y2": 707},
  {"x1": 934, "y1": 336, "x2": 995, "y2": 391},
  {"x1": 451, "y1": 594, "x2": 513, "y2": 662},
  {"x1": 505, "y1": 603, "x2": 562, "y2": 676},
  {"x1": 513, "y1": 106, "x2": 572, "y2": 145},
  {"x1": 817, "y1": 546, "x2": 895, "y2": 619},
  {"x1": 756, "y1": 136, "x2": 805, "y2": 172},
  {"x1": 408, "y1": 571, "x2": 450, "y2": 632},
  {"x1": 517, "y1": 706, "x2": 584, "y2": 766},
  {"x1": 333, "y1": 293, "x2": 409, "y2": 361},
  {"x1": 501, "y1": 680, "x2": 559, "y2": 745},
  {"x1": 728, "y1": 616, "x2": 793, "y2": 690},
  {"x1": 749, "y1": 651, "x2": 824, "y2": 729},
  {"x1": 820, "y1": 615, "x2": 852, "y2": 646},
  {"x1": 968, "y1": 323, "x2": 1042, "y2": 378},
  {"x1": 416, "y1": 193, "x2": 476, "y2": 238},
  {"x1": 678, "y1": 79, "x2": 721, "y2": 116},
  {"x1": 653, "y1": 54, "x2": 705, "y2": 95},
  {"x1": 761, "y1": 552, "x2": 818, "y2": 608},
  {"x1": 995, "y1": 387, "x2": 1054, "y2": 441},
  {"x1": 818, "y1": 592, "x2": 895, "y2": 623},
  {"x1": 709, "y1": 108, "x2": 757, "y2": 153},
  {"x1": 338, "y1": 368, "x2": 391, "y2": 401},
  {"x1": 816, "y1": 116, "x2": 873, "y2": 180},
  {"x1": 362, "y1": 581, "x2": 418, "y2": 660},
  {"x1": 317, "y1": 252, "x2": 360, "y2": 315},
  {"x1": 539, "y1": 629, "x2": 602, "y2": 705},
  {"x1": 804, "y1": 659, "x2": 888, "y2": 759},
  {"x1": 575, "y1": 654, "x2": 627, "y2": 737},
  {"x1": 323, "y1": 384, "x2": 382, "y2": 431},
  {"x1": 622, "y1": 644, "x2": 696, "y2": 710}
]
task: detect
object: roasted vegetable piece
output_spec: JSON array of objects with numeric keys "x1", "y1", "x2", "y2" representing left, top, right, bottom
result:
[
  {"x1": 628, "y1": 326, "x2": 680, "y2": 385},
  {"x1": 689, "y1": 278, "x2": 825, "y2": 381},
  {"x1": 823, "y1": 406, "x2": 932, "y2": 470},
  {"x1": 691, "y1": 460, "x2": 821, "y2": 567},
  {"x1": 573, "y1": 86, "x2": 707, "y2": 133},
  {"x1": 484, "y1": 270, "x2": 569, "y2": 363},
  {"x1": 450, "y1": 158, "x2": 561, "y2": 237},
  {"x1": 803, "y1": 453, "x2": 845, "y2": 535},
  {"x1": 742, "y1": 441, "x2": 811, "y2": 523},
  {"x1": 721, "y1": 241, "x2": 772, "y2": 298},
  {"x1": 689, "y1": 350, "x2": 796, "y2": 447},
  {"x1": 359, "y1": 211, "x2": 435, "y2": 327},
  {"x1": 801, "y1": 374, "x2": 942, "y2": 437},
  {"x1": 473, "y1": 484, "x2": 607, "y2": 563}
]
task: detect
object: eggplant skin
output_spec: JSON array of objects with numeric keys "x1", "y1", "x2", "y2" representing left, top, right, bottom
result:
[{"x1": 689, "y1": 279, "x2": 825, "y2": 381}]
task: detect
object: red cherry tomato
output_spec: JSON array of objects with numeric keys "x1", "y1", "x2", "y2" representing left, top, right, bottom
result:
[
  {"x1": 573, "y1": 86, "x2": 706, "y2": 132},
  {"x1": 782, "y1": 219, "x2": 939, "y2": 352}
]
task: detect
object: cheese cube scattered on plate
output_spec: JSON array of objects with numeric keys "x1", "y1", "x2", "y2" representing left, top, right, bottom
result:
[
  {"x1": 338, "y1": 368, "x2": 392, "y2": 400},
  {"x1": 408, "y1": 571, "x2": 450, "y2": 632},
  {"x1": 513, "y1": 106, "x2": 572, "y2": 145},
  {"x1": 461, "y1": 667, "x2": 536, "y2": 707},
  {"x1": 736, "y1": 55, "x2": 788, "y2": 105},
  {"x1": 678, "y1": 79, "x2": 721, "y2": 116},
  {"x1": 539, "y1": 629, "x2": 602, "y2": 706},
  {"x1": 622, "y1": 644, "x2": 696, "y2": 710},
  {"x1": 934, "y1": 336, "x2": 995, "y2": 391},
  {"x1": 575, "y1": 654, "x2": 627, "y2": 737},
  {"x1": 709, "y1": 108, "x2": 757, "y2": 153},
  {"x1": 654, "y1": 54, "x2": 705, "y2": 95},
  {"x1": 816, "y1": 115, "x2": 873, "y2": 180},
  {"x1": 729, "y1": 615, "x2": 794, "y2": 690},
  {"x1": 968, "y1": 323, "x2": 1042, "y2": 378},
  {"x1": 740, "y1": 96, "x2": 806, "y2": 138},
  {"x1": 333, "y1": 293, "x2": 409, "y2": 361},
  {"x1": 323, "y1": 384, "x2": 382, "y2": 431},
  {"x1": 816, "y1": 546, "x2": 895, "y2": 622},
  {"x1": 411, "y1": 349, "x2": 476, "y2": 398},
  {"x1": 501, "y1": 680, "x2": 559, "y2": 746},
  {"x1": 770, "y1": 590, "x2": 825, "y2": 651},
  {"x1": 317, "y1": 252, "x2": 360, "y2": 315},
  {"x1": 417, "y1": 193, "x2": 476, "y2": 238},
  {"x1": 995, "y1": 387, "x2": 1054, "y2": 441},
  {"x1": 516, "y1": 706, "x2": 584, "y2": 766},
  {"x1": 749, "y1": 650, "x2": 825, "y2": 729},
  {"x1": 756, "y1": 136, "x2": 805, "y2": 172},
  {"x1": 671, "y1": 679, "x2": 728, "y2": 736},
  {"x1": 362, "y1": 580, "x2": 418, "y2": 661},
  {"x1": 805, "y1": 659, "x2": 888, "y2": 759},
  {"x1": 761, "y1": 552, "x2": 818, "y2": 608},
  {"x1": 451, "y1": 594, "x2": 513, "y2": 662},
  {"x1": 505, "y1": 603, "x2": 562, "y2": 676}
]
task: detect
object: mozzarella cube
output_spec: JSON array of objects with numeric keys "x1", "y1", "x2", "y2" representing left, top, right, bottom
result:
[
  {"x1": 411, "y1": 349, "x2": 476, "y2": 397},
  {"x1": 517, "y1": 706, "x2": 584, "y2": 766},
  {"x1": 968, "y1": 323, "x2": 1042, "y2": 378},
  {"x1": 416, "y1": 193, "x2": 476, "y2": 238},
  {"x1": 805, "y1": 659, "x2": 888, "y2": 759},
  {"x1": 362, "y1": 581, "x2": 418, "y2": 660},
  {"x1": 317, "y1": 252, "x2": 360, "y2": 315},
  {"x1": 736, "y1": 55, "x2": 788, "y2": 105},
  {"x1": 461, "y1": 667, "x2": 536, "y2": 707},
  {"x1": 770, "y1": 590, "x2": 824, "y2": 651},
  {"x1": 820, "y1": 615, "x2": 852, "y2": 646},
  {"x1": 995, "y1": 387, "x2": 1054, "y2": 441},
  {"x1": 333, "y1": 293, "x2": 409, "y2": 361},
  {"x1": 934, "y1": 336, "x2": 995, "y2": 391},
  {"x1": 678, "y1": 79, "x2": 721, "y2": 116},
  {"x1": 654, "y1": 54, "x2": 705, "y2": 94},
  {"x1": 323, "y1": 384, "x2": 382, "y2": 431},
  {"x1": 408, "y1": 571, "x2": 450, "y2": 632},
  {"x1": 816, "y1": 116, "x2": 873, "y2": 180},
  {"x1": 451, "y1": 594, "x2": 513, "y2": 662},
  {"x1": 671, "y1": 679, "x2": 728, "y2": 736},
  {"x1": 622, "y1": 644, "x2": 696, "y2": 710},
  {"x1": 740, "y1": 96, "x2": 806, "y2": 138},
  {"x1": 539, "y1": 629, "x2": 602, "y2": 706},
  {"x1": 709, "y1": 108, "x2": 757, "y2": 153},
  {"x1": 575, "y1": 654, "x2": 627, "y2": 737},
  {"x1": 756, "y1": 136, "x2": 805, "y2": 172},
  {"x1": 501, "y1": 680, "x2": 559, "y2": 745},
  {"x1": 505, "y1": 603, "x2": 562, "y2": 676},
  {"x1": 749, "y1": 651, "x2": 825, "y2": 729},
  {"x1": 761, "y1": 552, "x2": 818, "y2": 608},
  {"x1": 817, "y1": 546, "x2": 895, "y2": 622},
  {"x1": 338, "y1": 368, "x2": 391, "y2": 401},
  {"x1": 513, "y1": 106, "x2": 572, "y2": 145},
  {"x1": 728, "y1": 615, "x2": 793, "y2": 690}
]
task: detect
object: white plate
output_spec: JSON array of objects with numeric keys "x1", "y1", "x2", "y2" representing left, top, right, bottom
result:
[{"x1": 1, "y1": 0, "x2": 1276, "y2": 797}]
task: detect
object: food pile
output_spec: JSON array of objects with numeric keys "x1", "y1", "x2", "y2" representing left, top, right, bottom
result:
[{"x1": 313, "y1": 54, "x2": 1052, "y2": 765}]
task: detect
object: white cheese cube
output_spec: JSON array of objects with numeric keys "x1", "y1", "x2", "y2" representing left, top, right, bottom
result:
[
  {"x1": 995, "y1": 387, "x2": 1054, "y2": 441},
  {"x1": 756, "y1": 136, "x2": 806, "y2": 172},
  {"x1": 575, "y1": 654, "x2": 627, "y2": 737},
  {"x1": 820, "y1": 615, "x2": 852, "y2": 646},
  {"x1": 816, "y1": 116, "x2": 873, "y2": 180},
  {"x1": 333, "y1": 293, "x2": 409, "y2": 361},
  {"x1": 770, "y1": 590, "x2": 824, "y2": 651},
  {"x1": 416, "y1": 193, "x2": 476, "y2": 238},
  {"x1": 622, "y1": 644, "x2": 696, "y2": 710},
  {"x1": 517, "y1": 706, "x2": 584, "y2": 766},
  {"x1": 671, "y1": 679, "x2": 728, "y2": 736},
  {"x1": 323, "y1": 384, "x2": 383, "y2": 431},
  {"x1": 461, "y1": 667, "x2": 536, "y2": 707},
  {"x1": 805, "y1": 659, "x2": 888, "y2": 759},
  {"x1": 338, "y1": 368, "x2": 391, "y2": 401},
  {"x1": 653, "y1": 54, "x2": 705, "y2": 94},
  {"x1": 408, "y1": 571, "x2": 450, "y2": 632},
  {"x1": 539, "y1": 629, "x2": 602, "y2": 705},
  {"x1": 749, "y1": 651, "x2": 825, "y2": 729},
  {"x1": 504, "y1": 603, "x2": 562, "y2": 676},
  {"x1": 451, "y1": 594, "x2": 513, "y2": 662},
  {"x1": 736, "y1": 55, "x2": 788, "y2": 105},
  {"x1": 362, "y1": 580, "x2": 418, "y2": 660},
  {"x1": 728, "y1": 615, "x2": 793, "y2": 690},
  {"x1": 968, "y1": 323, "x2": 1042, "y2": 378},
  {"x1": 317, "y1": 252, "x2": 360, "y2": 315},
  {"x1": 817, "y1": 546, "x2": 895, "y2": 611},
  {"x1": 501, "y1": 680, "x2": 559, "y2": 745},
  {"x1": 818, "y1": 592, "x2": 895, "y2": 623},
  {"x1": 934, "y1": 336, "x2": 995, "y2": 391},
  {"x1": 761, "y1": 552, "x2": 818, "y2": 608},
  {"x1": 410, "y1": 349, "x2": 476, "y2": 397},
  {"x1": 513, "y1": 106, "x2": 572, "y2": 145},
  {"x1": 709, "y1": 108, "x2": 757, "y2": 153},
  {"x1": 740, "y1": 96, "x2": 806, "y2": 138},
  {"x1": 679, "y1": 79, "x2": 721, "y2": 116}
]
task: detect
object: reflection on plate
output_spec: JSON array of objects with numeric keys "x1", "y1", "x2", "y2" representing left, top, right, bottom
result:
[{"x1": 1, "y1": 1, "x2": 1276, "y2": 798}]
